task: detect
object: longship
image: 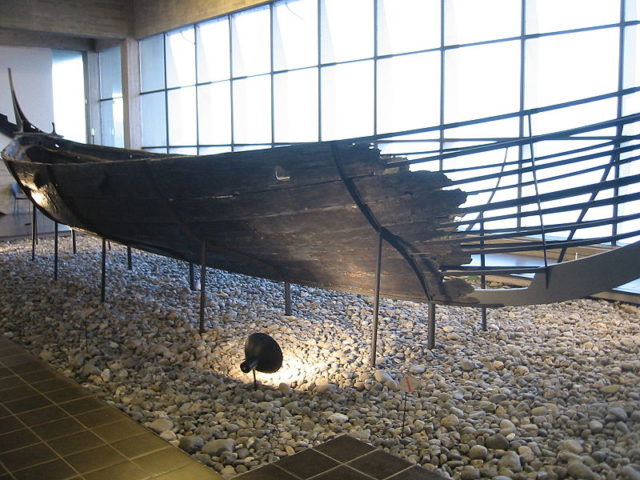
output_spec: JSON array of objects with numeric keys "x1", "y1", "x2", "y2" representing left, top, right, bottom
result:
[{"x1": 2, "y1": 77, "x2": 640, "y2": 307}]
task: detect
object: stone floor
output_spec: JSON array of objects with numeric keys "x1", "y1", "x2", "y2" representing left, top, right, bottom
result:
[{"x1": 0, "y1": 335, "x2": 221, "y2": 480}]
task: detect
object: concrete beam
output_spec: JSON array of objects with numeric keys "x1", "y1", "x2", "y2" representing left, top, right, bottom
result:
[
  {"x1": 0, "y1": 0, "x2": 131, "y2": 40},
  {"x1": 133, "y1": 0, "x2": 269, "y2": 39},
  {"x1": 0, "y1": 29, "x2": 94, "y2": 51}
]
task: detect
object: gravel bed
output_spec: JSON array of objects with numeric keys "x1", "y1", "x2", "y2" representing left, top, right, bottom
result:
[{"x1": 1, "y1": 235, "x2": 639, "y2": 480}]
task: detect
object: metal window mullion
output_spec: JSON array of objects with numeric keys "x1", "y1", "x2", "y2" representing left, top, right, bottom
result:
[
  {"x1": 194, "y1": 25, "x2": 200, "y2": 155},
  {"x1": 163, "y1": 34, "x2": 169, "y2": 153},
  {"x1": 373, "y1": 0, "x2": 378, "y2": 138},
  {"x1": 612, "y1": 0, "x2": 627, "y2": 246},
  {"x1": 270, "y1": 2, "x2": 275, "y2": 148},
  {"x1": 439, "y1": 0, "x2": 445, "y2": 171},
  {"x1": 229, "y1": 14, "x2": 236, "y2": 151},
  {"x1": 317, "y1": 0, "x2": 323, "y2": 142},
  {"x1": 517, "y1": 0, "x2": 527, "y2": 230}
]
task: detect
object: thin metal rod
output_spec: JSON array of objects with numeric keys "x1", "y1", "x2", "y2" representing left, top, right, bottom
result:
[
  {"x1": 31, "y1": 207, "x2": 37, "y2": 260},
  {"x1": 189, "y1": 262, "x2": 196, "y2": 290},
  {"x1": 199, "y1": 241, "x2": 207, "y2": 334},
  {"x1": 252, "y1": 369, "x2": 257, "y2": 391},
  {"x1": 53, "y1": 221, "x2": 59, "y2": 281},
  {"x1": 101, "y1": 238, "x2": 107, "y2": 303},
  {"x1": 72, "y1": 230, "x2": 77, "y2": 254},
  {"x1": 370, "y1": 231, "x2": 383, "y2": 367},
  {"x1": 427, "y1": 302, "x2": 436, "y2": 349},
  {"x1": 284, "y1": 282, "x2": 292, "y2": 316},
  {"x1": 127, "y1": 246, "x2": 132, "y2": 270}
]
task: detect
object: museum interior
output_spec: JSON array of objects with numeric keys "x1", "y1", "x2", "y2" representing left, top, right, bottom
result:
[{"x1": 0, "y1": 1, "x2": 639, "y2": 480}]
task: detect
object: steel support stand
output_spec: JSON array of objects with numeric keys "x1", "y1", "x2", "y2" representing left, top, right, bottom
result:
[
  {"x1": 284, "y1": 282, "x2": 292, "y2": 316},
  {"x1": 101, "y1": 238, "x2": 107, "y2": 303},
  {"x1": 53, "y1": 221, "x2": 59, "y2": 281},
  {"x1": 189, "y1": 263, "x2": 196, "y2": 290},
  {"x1": 370, "y1": 231, "x2": 383, "y2": 367},
  {"x1": 72, "y1": 230, "x2": 77, "y2": 254},
  {"x1": 427, "y1": 302, "x2": 436, "y2": 349},
  {"x1": 199, "y1": 241, "x2": 207, "y2": 334},
  {"x1": 31, "y1": 207, "x2": 37, "y2": 260},
  {"x1": 127, "y1": 246, "x2": 133, "y2": 270}
]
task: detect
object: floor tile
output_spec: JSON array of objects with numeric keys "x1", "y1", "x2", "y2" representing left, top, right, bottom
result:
[
  {"x1": 32, "y1": 416, "x2": 86, "y2": 441},
  {"x1": 233, "y1": 464, "x2": 299, "y2": 480},
  {"x1": 75, "y1": 406, "x2": 125, "y2": 428},
  {"x1": 49, "y1": 430, "x2": 105, "y2": 456},
  {"x1": 276, "y1": 448, "x2": 340, "y2": 479},
  {"x1": 0, "y1": 415, "x2": 24, "y2": 435},
  {"x1": 0, "y1": 442, "x2": 58, "y2": 471},
  {"x1": 153, "y1": 462, "x2": 221, "y2": 480},
  {"x1": 132, "y1": 447, "x2": 191, "y2": 476},
  {"x1": 19, "y1": 369, "x2": 58, "y2": 383},
  {"x1": 386, "y1": 465, "x2": 445, "y2": 480},
  {"x1": 18, "y1": 405, "x2": 68, "y2": 427},
  {"x1": 83, "y1": 460, "x2": 150, "y2": 480},
  {"x1": 348, "y1": 450, "x2": 412, "y2": 480},
  {"x1": 111, "y1": 432, "x2": 168, "y2": 459},
  {"x1": 0, "y1": 384, "x2": 38, "y2": 402},
  {"x1": 0, "y1": 375, "x2": 26, "y2": 391},
  {"x1": 59, "y1": 397, "x2": 103, "y2": 416},
  {"x1": 45, "y1": 385, "x2": 92, "y2": 403},
  {"x1": 0, "y1": 428, "x2": 40, "y2": 454},
  {"x1": 31, "y1": 377, "x2": 76, "y2": 394},
  {"x1": 311, "y1": 465, "x2": 374, "y2": 480},
  {"x1": 4, "y1": 393, "x2": 53, "y2": 414},
  {"x1": 313, "y1": 435, "x2": 376, "y2": 463},
  {"x1": 11, "y1": 458, "x2": 77, "y2": 480},
  {"x1": 91, "y1": 419, "x2": 146, "y2": 443},
  {"x1": 0, "y1": 368, "x2": 12, "y2": 379},
  {"x1": 64, "y1": 444, "x2": 127, "y2": 474}
]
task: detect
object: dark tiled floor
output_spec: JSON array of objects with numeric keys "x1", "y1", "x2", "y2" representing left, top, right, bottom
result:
[
  {"x1": 233, "y1": 435, "x2": 445, "y2": 480},
  {"x1": 0, "y1": 335, "x2": 221, "y2": 480},
  {"x1": 0, "y1": 210, "x2": 66, "y2": 241}
]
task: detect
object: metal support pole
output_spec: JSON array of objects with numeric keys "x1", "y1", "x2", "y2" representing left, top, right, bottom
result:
[
  {"x1": 427, "y1": 302, "x2": 436, "y2": 349},
  {"x1": 284, "y1": 282, "x2": 292, "y2": 316},
  {"x1": 53, "y1": 221, "x2": 59, "y2": 281},
  {"x1": 189, "y1": 262, "x2": 196, "y2": 290},
  {"x1": 127, "y1": 246, "x2": 133, "y2": 270},
  {"x1": 72, "y1": 230, "x2": 77, "y2": 254},
  {"x1": 199, "y1": 241, "x2": 207, "y2": 334},
  {"x1": 101, "y1": 238, "x2": 107, "y2": 303},
  {"x1": 370, "y1": 231, "x2": 383, "y2": 367},
  {"x1": 31, "y1": 207, "x2": 37, "y2": 260}
]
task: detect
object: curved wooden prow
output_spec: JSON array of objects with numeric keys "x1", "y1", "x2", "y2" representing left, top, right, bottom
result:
[
  {"x1": 7, "y1": 69, "x2": 43, "y2": 135},
  {"x1": 471, "y1": 241, "x2": 640, "y2": 307}
]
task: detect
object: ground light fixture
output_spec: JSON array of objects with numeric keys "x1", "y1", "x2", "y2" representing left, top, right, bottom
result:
[{"x1": 240, "y1": 333, "x2": 283, "y2": 390}]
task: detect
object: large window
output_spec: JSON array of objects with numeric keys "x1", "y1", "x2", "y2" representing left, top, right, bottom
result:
[
  {"x1": 98, "y1": 46, "x2": 124, "y2": 147},
  {"x1": 138, "y1": 0, "x2": 639, "y2": 244}
]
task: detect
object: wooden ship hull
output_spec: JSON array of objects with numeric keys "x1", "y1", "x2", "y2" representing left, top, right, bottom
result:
[{"x1": 2, "y1": 132, "x2": 475, "y2": 304}]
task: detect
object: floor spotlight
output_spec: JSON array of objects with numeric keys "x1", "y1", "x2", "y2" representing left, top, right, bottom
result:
[{"x1": 240, "y1": 333, "x2": 283, "y2": 390}]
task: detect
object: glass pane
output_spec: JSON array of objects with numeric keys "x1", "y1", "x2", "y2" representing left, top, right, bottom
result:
[
  {"x1": 99, "y1": 99, "x2": 124, "y2": 147},
  {"x1": 527, "y1": 0, "x2": 620, "y2": 34},
  {"x1": 167, "y1": 87, "x2": 197, "y2": 146},
  {"x1": 378, "y1": 0, "x2": 440, "y2": 55},
  {"x1": 197, "y1": 17, "x2": 230, "y2": 83},
  {"x1": 232, "y1": 5, "x2": 271, "y2": 77},
  {"x1": 274, "y1": 68, "x2": 319, "y2": 143},
  {"x1": 627, "y1": 0, "x2": 639, "y2": 21},
  {"x1": 200, "y1": 146, "x2": 232, "y2": 155},
  {"x1": 233, "y1": 75, "x2": 272, "y2": 144},
  {"x1": 445, "y1": 0, "x2": 521, "y2": 45},
  {"x1": 169, "y1": 147, "x2": 197, "y2": 155},
  {"x1": 273, "y1": 0, "x2": 318, "y2": 70},
  {"x1": 198, "y1": 82, "x2": 232, "y2": 145},
  {"x1": 377, "y1": 52, "x2": 440, "y2": 134},
  {"x1": 528, "y1": 99, "x2": 618, "y2": 136},
  {"x1": 321, "y1": 0, "x2": 374, "y2": 63},
  {"x1": 525, "y1": 29, "x2": 619, "y2": 109},
  {"x1": 623, "y1": 25, "x2": 639, "y2": 91},
  {"x1": 99, "y1": 46, "x2": 122, "y2": 99},
  {"x1": 140, "y1": 34, "x2": 165, "y2": 92},
  {"x1": 52, "y1": 50, "x2": 86, "y2": 143},
  {"x1": 321, "y1": 60, "x2": 374, "y2": 140},
  {"x1": 445, "y1": 41, "x2": 520, "y2": 126},
  {"x1": 141, "y1": 91, "x2": 167, "y2": 147},
  {"x1": 166, "y1": 27, "x2": 196, "y2": 88}
]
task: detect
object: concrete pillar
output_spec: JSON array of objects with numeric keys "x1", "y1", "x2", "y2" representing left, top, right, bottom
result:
[{"x1": 121, "y1": 38, "x2": 142, "y2": 150}]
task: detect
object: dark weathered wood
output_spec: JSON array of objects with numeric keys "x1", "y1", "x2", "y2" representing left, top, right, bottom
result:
[{"x1": 3, "y1": 133, "x2": 472, "y2": 304}]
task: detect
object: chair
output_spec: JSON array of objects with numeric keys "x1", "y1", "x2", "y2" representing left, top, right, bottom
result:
[{"x1": 11, "y1": 183, "x2": 30, "y2": 214}]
